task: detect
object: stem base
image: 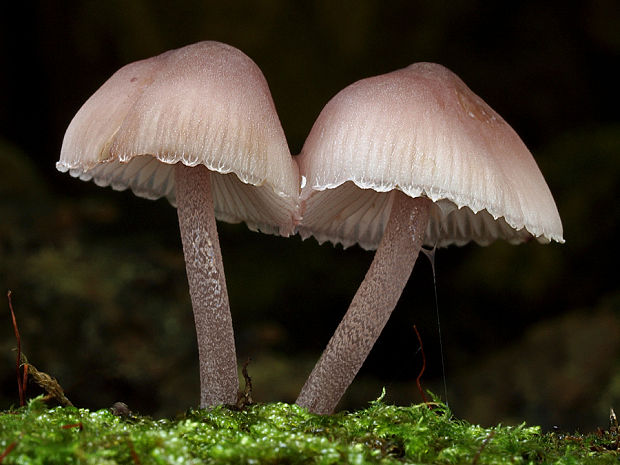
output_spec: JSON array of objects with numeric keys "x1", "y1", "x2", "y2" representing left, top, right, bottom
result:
[{"x1": 296, "y1": 192, "x2": 431, "y2": 414}]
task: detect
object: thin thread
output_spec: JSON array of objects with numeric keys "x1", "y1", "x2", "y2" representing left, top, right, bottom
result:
[
  {"x1": 413, "y1": 325, "x2": 430, "y2": 406},
  {"x1": 422, "y1": 246, "x2": 449, "y2": 407}
]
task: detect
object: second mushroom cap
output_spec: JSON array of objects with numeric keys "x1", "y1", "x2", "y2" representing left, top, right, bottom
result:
[{"x1": 297, "y1": 62, "x2": 563, "y2": 249}]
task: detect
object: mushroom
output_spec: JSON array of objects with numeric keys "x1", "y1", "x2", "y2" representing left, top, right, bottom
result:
[
  {"x1": 57, "y1": 41, "x2": 299, "y2": 407},
  {"x1": 295, "y1": 62, "x2": 564, "y2": 414}
]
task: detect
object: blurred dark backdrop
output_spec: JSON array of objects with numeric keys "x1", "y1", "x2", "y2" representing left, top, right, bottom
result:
[{"x1": 1, "y1": 1, "x2": 618, "y2": 431}]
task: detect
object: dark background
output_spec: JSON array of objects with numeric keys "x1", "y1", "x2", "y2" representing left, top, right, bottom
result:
[{"x1": 1, "y1": 1, "x2": 618, "y2": 431}]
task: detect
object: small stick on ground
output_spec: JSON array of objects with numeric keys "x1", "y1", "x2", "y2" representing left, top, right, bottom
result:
[
  {"x1": 472, "y1": 430, "x2": 496, "y2": 465},
  {"x1": 20, "y1": 354, "x2": 73, "y2": 407},
  {"x1": 22, "y1": 364, "x2": 29, "y2": 401},
  {"x1": 7, "y1": 291, "x2": 25, "y2": 406},
  {"x1": 127, "y1": 439, "x2": 141, "y2": 465},
  {"x1": 413, "y1": 325, "x2": 430, "y2": 406},
  {"x1": 0, "y1": 441, "x2": 17, "y2": 464},
  {"x1": 61, "y1": 422, "x2": 83, "y2": 431},
  {"x1": 236, "y1": 358, "x2": 254, "y2": 408}
]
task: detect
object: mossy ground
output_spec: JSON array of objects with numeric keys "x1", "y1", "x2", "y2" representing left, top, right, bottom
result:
[{"x1": 0, "y1": 394, "x2": 618, "y2": 464}]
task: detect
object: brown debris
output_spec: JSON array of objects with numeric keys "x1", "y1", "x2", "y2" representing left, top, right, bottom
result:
[
  {"x1": 20, "y1": 354, "x2": 73, "y2": 407},
  {"x1": 236, "y1": 358, "x2": 254, "y2": 409}
]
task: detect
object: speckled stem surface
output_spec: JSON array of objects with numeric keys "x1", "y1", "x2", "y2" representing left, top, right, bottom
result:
[
  {"x1": 175, "y1": 163, "x2": 239, "y2": 407},
  {"x1": 296, "y1": 192, "x2": 431, "y2": 414}
]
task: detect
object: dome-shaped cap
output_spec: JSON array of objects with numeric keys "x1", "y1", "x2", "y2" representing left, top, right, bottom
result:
[
  {"x1": 297, "y1": 62, "x2": 564, "y2": 249},
  {"x1": 57, "y1": 41, "x2": 299, "y2": 236}
]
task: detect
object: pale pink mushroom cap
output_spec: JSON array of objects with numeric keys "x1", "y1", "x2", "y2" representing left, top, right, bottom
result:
[
  {"x1": 297, "y1": 62, "x2": 564, "y2": 249},
  {"x1": 57, "y1": 41, "x2": 299, "y2": 236}
]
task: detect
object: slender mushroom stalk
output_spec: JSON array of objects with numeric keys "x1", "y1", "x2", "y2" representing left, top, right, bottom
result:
[
  {"x1": 297, "y1": 193, "x2": 431, "y2": 414},
  {"x1": 175, "y1": 163, "x2": 238, "y2": 407}
]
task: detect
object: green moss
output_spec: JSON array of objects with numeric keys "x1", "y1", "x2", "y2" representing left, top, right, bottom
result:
[{"x1": 0, "y1": 394, "x2": 618, "y2": 464}]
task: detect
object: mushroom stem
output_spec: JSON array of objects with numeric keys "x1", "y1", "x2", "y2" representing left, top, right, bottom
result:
[
  {"x1": 296, "y1": 191, "x2": 432, "y2": 414},
  {"x1": 175, "y1": 163, "x2": 239, "y2": 407}
]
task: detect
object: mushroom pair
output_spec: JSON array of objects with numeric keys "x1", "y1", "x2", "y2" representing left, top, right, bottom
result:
[
  {"x1": 57, "y1": 42, "x2": 300, "y2": 407},
  {"x1": 58, "y1": 42, "x2": 563, "y2": 414}
]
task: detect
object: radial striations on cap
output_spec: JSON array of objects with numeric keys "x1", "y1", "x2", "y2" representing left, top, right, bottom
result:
[
  {"x1": 58, "y1": 41, "x2": 299, "y2": 236},
  {"x1": 297, "y1": 62, "x2": 564, "y2": 249}
]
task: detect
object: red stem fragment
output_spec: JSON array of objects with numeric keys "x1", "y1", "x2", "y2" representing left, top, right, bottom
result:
[
  {"x1": 22, "y1": 364, "x2": 28, "y2": 402},
  {"x1": 413, "y1": 325, "x2": 430, "y2": 406},
  {"x1": 127, "y1": 439, "x2": 141, "y2": 465},
  {"x1": 472, "y1": 430, "x2": 496, "y2": 465},
  {"x1": 7, "y1": 291, "x2": 25, "y2": 407},
  {"x1": 61, "y1": 422, "x2": 83, "y2": 431},
  {"x1": 0, "y1": 441, "x2": 17, "y2": 463}
]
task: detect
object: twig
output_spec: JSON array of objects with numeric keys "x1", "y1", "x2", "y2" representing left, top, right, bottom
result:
[
  {"x1": 0, "y1": 441, "x2": 17, "y2": 464},
  {"x1": 242, "y1": 358, "x2": 253, "y2": 402},
  {"x1": 472, "y1": 430, "x2": 496, "y2": 465},
  {"x1": 20, "y1": 354, "x2": 73, "y2": 407},
  {"x1": 61, "y1": 422, "x2": 83, "y2": 431},
  {"x1": 236, "y1": 358, "x2": 254, "y2": 408},
  {"x1": 7, "y1": 291, "x2": 25, "y2": 406},
  {"x1": 127, "y1": 439, "x2": 141, "y2": 465},
  {"x1": 22, "y1": 364, "x2": 28, "y2": 401},
  {"x1": 413, "y1": 325, "x2": 430, "y2": 406}
]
